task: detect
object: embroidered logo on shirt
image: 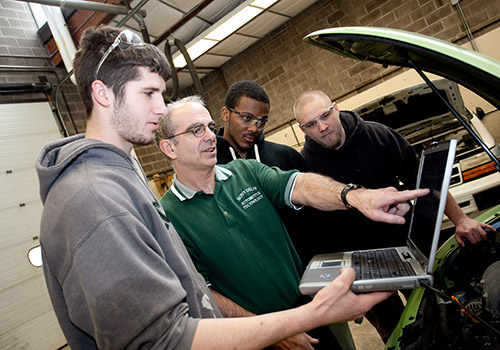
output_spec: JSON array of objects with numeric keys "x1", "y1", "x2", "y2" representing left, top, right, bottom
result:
[{"x1": 236, "y1": 186, "x2": 263, "y2": 209}]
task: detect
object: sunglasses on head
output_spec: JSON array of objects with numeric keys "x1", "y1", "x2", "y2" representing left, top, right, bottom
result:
[{"x1": 94, "y1": 30, "x2": 144, "y2": 81}]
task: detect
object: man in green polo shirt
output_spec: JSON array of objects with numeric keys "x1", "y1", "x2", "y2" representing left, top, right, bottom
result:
[{"x1": 155, "y1": 95, "x2": 428, "y2": 349}]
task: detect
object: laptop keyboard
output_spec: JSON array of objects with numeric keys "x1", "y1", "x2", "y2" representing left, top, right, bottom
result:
[{"x1": 351, "y1": 249, "x2": 416, "y2": 281}]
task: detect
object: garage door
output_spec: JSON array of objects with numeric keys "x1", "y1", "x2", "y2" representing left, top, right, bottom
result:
[{"x1": 0, "y1": 102, "x2": 67, "y2": 349}]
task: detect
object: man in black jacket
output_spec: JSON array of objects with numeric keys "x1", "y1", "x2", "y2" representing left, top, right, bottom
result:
[{"x1": 293, "y1": 89, "x2": 493, "y2": 342}]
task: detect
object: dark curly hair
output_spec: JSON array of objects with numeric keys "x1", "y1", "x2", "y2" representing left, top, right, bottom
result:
[{"x1": 224, "y1": 80, "x2": 270, "y2": 109}]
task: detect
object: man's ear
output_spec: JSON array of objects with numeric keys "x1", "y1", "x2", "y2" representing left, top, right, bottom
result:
[
  {"x1": 332, "y1": 102, "x2": 340, "y2": 113},
  {"x1": 221, "y1": 106, "x2": 230, "y2": 122},
  {"x1": 159, "y1": 139, "x2": 177, "y2": 160},
  {"x1": 91, "y1": 80, "x2": 111, "y2": 108}
]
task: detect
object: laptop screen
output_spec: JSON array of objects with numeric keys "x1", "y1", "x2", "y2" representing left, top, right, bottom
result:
[{"x1": 408, "y1": 143, "x2": 452, "y2": 260}]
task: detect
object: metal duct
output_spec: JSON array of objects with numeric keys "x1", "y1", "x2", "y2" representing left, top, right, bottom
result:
[{"x1": 18, "y1": 0, "x2": 146, "y2": 17}]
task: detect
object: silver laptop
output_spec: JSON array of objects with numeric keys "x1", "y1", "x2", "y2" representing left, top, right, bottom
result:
[{"x1": 299, "y1": 139, "x2": 457, "y2": 294}]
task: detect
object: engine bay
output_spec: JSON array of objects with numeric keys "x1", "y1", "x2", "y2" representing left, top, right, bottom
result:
[{"x1": 393, "y1": 218, "x2": 500, "y2": 349}]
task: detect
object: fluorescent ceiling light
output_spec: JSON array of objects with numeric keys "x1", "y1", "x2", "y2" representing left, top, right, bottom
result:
[
  {"x1": 251, "y1": 0, "x2": 279, "y2": 9},
  {"x1": 172, "y1": 0, "x2": 279, "y2": 68},
  {"x1": 173, "y1": 39, "x2": 218, "y2": 67},
  {"x1": 205, "y1": 7, "x2": 263, "y2": 41},
  {"x1": 173, "y1": 55, "x2": 187, "y2": 69}
]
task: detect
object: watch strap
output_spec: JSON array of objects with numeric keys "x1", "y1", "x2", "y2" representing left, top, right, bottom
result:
[{"x1": 341, "y1": 183, "x2": 364, "y2": 210}]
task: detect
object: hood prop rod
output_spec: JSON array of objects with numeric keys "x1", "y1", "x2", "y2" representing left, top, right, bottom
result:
[{"x1": 407, "y1": 57, "x2": 500, "y2": 172}]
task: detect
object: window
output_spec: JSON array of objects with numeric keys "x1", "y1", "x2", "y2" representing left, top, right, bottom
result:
[{"x1": 28, "y1": 246, "x2": 43, "y2": 267}]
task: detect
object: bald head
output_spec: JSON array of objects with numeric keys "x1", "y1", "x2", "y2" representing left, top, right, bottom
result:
[
  {"x1": 293, "y1": 90, "x2": 332, "y2": 124},
  {"x1": 293, "y1": 90, "x2": 345, "y2": 150}
]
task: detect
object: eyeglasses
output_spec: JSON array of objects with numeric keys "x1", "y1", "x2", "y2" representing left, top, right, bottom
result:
[
  {"x1": 225, "y1": 106, "x2": 268, "y2": 130},
  {"x1": 94, "y1": 29, "x2": 144, "y2": 81},
  {"x1": 165, "y1": 121, "x2": 220, "y2": 139},
  {"x1": 299, "y1": 104, "x2": 335, "y2": 130}
]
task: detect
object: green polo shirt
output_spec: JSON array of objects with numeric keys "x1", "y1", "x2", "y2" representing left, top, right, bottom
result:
[{"x1": 160, "y1": 159, "x2": 303, "y2": 315}]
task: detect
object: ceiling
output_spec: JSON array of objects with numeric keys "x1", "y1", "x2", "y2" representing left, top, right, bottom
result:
[{"x1": 103, "y1": 0, "x2": 319, "y2": 89}]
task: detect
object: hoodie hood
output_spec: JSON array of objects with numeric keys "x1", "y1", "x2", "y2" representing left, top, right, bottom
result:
[
  {"x1": 36, "y1": 134, "x2": 132, "y2": 204},
  {"x1": 303, "y1": 110, "x2": 362, "y2": 153}
]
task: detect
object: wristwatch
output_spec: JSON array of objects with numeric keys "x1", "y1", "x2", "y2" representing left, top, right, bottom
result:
[{"x1": 341, "y1": 183, "x2": 364, "y2": 210}]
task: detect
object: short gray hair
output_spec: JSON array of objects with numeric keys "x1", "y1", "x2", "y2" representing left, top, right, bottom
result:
[{"x1": 155, "y1": 95, "x2": 206, "y2": 146}]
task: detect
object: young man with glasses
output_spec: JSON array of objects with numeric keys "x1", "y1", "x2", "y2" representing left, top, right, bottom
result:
[
  {"x1": 35, "y1": 25, "x2": 398, "y2": 350},
  {"x1": 217, "y1": 80, "x2": 320, "y2": 277},
  {"x1": 293, "y1": 89, "x2": 494, "y2": 342},
  {"x1": 156, "y1": 95, "x2": 429, "y2": 350},
  {"x1": 217, "y1": 80, "x2": 309, "y2": 172}
]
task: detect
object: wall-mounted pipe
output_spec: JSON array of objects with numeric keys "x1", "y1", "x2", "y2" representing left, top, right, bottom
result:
[
  {"x1": 18, "y1": 0, "x2": 146, "y2": 17},
  {"x1": 0, "y1": 82, "x2": 51, "y2": 94},
  {"x1": 122, "y1": 0, "x2": 150, "y2": 43},
  {"x1": 0, "y1": 65, "x2": 59, "y2": 72},
  {"x1": 164, "y1": 37, "x2": 204, "y2": 100},
  {"x1": 163, "y1": 37, "x2": 179, "y2": 102},
  {"x1": 116, "y1": 0, "x2": 149, "y2": 30}
]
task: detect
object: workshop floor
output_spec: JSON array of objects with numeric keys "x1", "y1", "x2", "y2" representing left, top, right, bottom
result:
[{"x1": 349, "y1": 319, "x2": 386, "y2": 350}]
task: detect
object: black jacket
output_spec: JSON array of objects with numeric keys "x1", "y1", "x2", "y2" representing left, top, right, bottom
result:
[
  {"x1": 216, "y1": 133, "x2": 310, "y2": 172},
  {"x1": 300, "y1": 111, "x2": 419, "y2": 257}
]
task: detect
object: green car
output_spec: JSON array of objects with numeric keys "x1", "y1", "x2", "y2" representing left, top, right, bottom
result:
[{"x1": 304, "y1": 27, "x2": 500, "y2": 349}]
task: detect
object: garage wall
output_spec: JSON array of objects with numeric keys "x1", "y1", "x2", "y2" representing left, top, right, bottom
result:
[{"x1": 0, "y1": 102, "x2": 66, "y2": 349}]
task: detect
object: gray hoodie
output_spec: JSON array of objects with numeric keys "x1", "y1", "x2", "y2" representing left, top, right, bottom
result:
[{"x1": 36, "y1": 134, "x2": 220, "y2": 350}]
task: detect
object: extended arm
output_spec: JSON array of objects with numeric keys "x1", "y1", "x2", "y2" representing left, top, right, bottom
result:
[
  {"x1": 291, "y1": 172, "x2": 429, "y2": 224},
  {"x1": 210, "y1": 288, "x2": 319, "y2": 350},
  {"x1": 193, "y1": 268, "x2": 392, "y2": 350},
  {"x1": 444, "y1": 192, "x2": 495, "y2": 246}
]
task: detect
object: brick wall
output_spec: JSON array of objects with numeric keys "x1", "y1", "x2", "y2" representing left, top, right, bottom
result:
[{"x1": 2, "y1": 0, "x2": 499, "y2": 178}]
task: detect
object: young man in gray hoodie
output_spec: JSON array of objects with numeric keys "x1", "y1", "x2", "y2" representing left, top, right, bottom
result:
[{"x1": 36, "y1": 25, "x2": 396, "y2": 350}]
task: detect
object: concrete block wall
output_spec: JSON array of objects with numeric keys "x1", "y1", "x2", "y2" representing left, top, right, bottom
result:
[
  {"x1": 0, "y1": 0, "x2": 52, "y2": 103},
  {"x1": 0, "y1": 0, "x2": 85, "y2": 137},
  {"x1": 200, "y1": 0, "x2": 500, "y2": 134}
]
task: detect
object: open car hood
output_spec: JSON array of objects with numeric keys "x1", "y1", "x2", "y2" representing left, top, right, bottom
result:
[
  {"x1": 351, "y1": 79, "x2": 474, "y2": 145},
  {"x1": 304, "y1": 27, "x2": 500, "y2": 110}
]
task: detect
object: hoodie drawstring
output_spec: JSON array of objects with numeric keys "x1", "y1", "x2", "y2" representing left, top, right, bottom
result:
[{"x1": 228, "y1": 144, "x2": 261, "y2": 163}]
